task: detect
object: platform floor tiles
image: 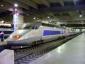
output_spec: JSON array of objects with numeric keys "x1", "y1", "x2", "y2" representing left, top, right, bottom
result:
[{"x1": 29, "y1": 33, "x2": 85, "y2": 64}]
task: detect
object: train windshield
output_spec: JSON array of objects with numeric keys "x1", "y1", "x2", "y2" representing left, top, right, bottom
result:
[{"x1": 23, "y1": 24, "x2": 40, "y2": 29}]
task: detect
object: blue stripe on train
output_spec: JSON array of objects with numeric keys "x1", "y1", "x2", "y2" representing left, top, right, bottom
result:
[{"x1": 43, "y1": 30, "x2": 62, "y2": 36}]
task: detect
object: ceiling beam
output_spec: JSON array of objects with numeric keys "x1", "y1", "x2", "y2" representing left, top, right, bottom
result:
[
  {"x1": 32, "y1": 0, "x2": 50, "y2": 7},
  {"x1": 5, "y1": 0, "x2": 29, "y2": 10},
  {"x1": 18, "y1": 0, "x2": 38, "y2": 9},
  {"x1": 0, "y1": 1, "x2": 12, "y2": 12},
  {"x1": 48, "y1": 0, "x2": 64, "y2": 6}
]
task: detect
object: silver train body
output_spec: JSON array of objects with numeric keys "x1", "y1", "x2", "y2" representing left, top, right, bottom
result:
[{"x1": 7, "y1": 23, "x2": 77, "y2": 46}]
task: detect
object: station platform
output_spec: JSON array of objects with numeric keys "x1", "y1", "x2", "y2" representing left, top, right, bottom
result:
[{"x1": 29, "y1": 33, "x2": 85, "y2": 64}]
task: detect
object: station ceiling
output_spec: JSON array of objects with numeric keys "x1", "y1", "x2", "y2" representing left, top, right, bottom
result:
[{"x1": 0, "y1": 0, "x2": 85, "y2": 27}]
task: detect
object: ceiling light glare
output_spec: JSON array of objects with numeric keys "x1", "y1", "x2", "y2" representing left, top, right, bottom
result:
[
  {"x1": 80, "y1": 14, "x2": 83, "y2": 18},
  {"x1": 14, "y1": 3, "x2": 18, "y2": 7},
  {"x1": 33, "y1": 17, "x2": 36, "y2": 20},
  {"x1": 47, "y1": 16, "x2": 50, "y2": 19},
  {"x1": 1, "y1": 20, "x2": 4, "y2": 23},
  {"x1": 0, "y1": 4, "x2": 4, "y2": 7}
]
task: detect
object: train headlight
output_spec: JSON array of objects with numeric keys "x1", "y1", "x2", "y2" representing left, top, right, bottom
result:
[{"x1": 12, "y1": 35, "x2": 21, "y2": 40}]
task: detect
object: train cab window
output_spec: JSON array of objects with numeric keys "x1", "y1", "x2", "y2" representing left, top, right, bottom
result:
[
  {"x1": 24, "y1": 22, "x2": 41, "y2": 29},
  {"x1": 24, "y1": 25, "x2": 39, "y2": 29}
]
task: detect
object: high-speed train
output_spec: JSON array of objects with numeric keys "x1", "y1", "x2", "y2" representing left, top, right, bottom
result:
[{"x1": 6, "y1": 22, "x2": 77, "y2": 46}]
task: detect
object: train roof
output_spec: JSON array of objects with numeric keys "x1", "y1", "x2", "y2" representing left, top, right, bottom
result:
[{"x1": 23, "y1": 22, "x2": 63, "y2": 29}]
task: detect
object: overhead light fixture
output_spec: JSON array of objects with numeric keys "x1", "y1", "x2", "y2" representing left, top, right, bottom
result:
[
  {"x1": 33, "y1": 17, "x2": 36, "y2": 20},
  {"x1": 79, "y1": 14, "x2": 83, "y2": 18},
  {"x1": 14, "y1": 3, "x2": 18, "y2": 7}
]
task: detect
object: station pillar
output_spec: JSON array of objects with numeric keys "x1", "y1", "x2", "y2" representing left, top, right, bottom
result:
[{"x1": 13, "y1": 10, "x2": 24, "y2": 31}]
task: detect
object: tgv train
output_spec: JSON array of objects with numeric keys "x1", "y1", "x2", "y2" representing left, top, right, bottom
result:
[{"x1": 6, "y1": 22, "x2": 77, "y2": 46}]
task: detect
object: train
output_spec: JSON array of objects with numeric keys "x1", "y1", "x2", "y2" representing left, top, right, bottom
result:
[{"x1": 5, "y1": 22, "x2": 78, "y2": 46}]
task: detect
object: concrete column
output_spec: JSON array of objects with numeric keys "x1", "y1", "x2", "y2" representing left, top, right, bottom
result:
[{"x1": 13, "y1": 9, "x2": 24, "y2": 31}]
